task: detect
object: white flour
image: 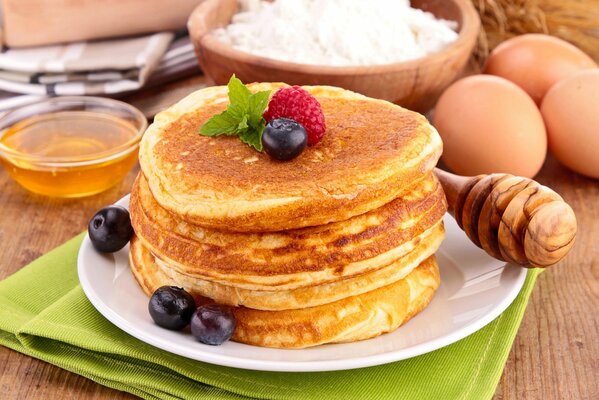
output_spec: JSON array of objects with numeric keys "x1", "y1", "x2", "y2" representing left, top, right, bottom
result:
[{"x1": 213, "y1": 0, "x2": 459, "y2": 66}]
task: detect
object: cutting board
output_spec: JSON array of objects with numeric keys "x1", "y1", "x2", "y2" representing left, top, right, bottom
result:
[{"x1": 1, "y1": 0, "x2": 204, "y2": 47}]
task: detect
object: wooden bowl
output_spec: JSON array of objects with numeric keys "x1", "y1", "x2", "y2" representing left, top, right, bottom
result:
[{"x1": 188, "y1": 0, "x2": 480, "y2": 112}]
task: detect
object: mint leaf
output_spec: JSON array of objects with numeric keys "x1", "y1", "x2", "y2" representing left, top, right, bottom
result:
[
  {"x1": 227, "y1": 74, "x2": 252, "y2": 114},
  {"x1": 237, "y1": 115, "x2": 248, "y2": 131},
  {"x1": 199, "y1": 75, "x2": 272, "y2": 152},
  {"x1": 227, "y1": 103, "x2": 246, "y2": 121},
  {"x1": 248, "y1": 90, "x2": 271, "y2": 127},
  {"x1": 239, "y1": 121, "x2": 264, "y2": 151},
  {"x1": 200, "y1": 110, "x2": 240, "y2": 136}
]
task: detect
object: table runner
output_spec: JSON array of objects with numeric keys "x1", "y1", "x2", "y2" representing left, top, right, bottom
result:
[{"x1": 0, "y1": 234, "x2": 541, "y2": 399}]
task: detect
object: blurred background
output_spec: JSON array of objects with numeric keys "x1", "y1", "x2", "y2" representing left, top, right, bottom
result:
[{"x1": 0, "y1": 0, "x2": 596, "y2": 111}]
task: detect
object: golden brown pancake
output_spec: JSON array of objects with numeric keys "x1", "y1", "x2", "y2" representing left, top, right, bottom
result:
[
  {"x1": 131, "y1": 242, "x2": 440, "y2": 349},
  {"x1": 130, "y1": 172, "x2": 447, "y2": 290},
  {"x1": 139, "y1": 83, "x2": 443, "y2": 232},
  {"x1": 130, "y1": 83, "x2": 448, "y2": 348},
  {"x1": 129, "y1": 231, "x2": 442, "y2": 310}
]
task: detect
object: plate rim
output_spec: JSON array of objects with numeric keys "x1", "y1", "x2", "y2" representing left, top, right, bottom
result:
[{"x1": 77, "y1": 194, "x2": 527, "y2": 372}]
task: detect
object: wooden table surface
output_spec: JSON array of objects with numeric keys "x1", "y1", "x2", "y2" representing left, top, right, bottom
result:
[{"x1": 0, "y1": 76, "x2": 597, "y2": 400}]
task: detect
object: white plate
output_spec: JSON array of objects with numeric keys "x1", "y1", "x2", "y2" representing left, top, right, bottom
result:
[{"x1": 78, "y1": 195, "x2": 527, "y2": 372}]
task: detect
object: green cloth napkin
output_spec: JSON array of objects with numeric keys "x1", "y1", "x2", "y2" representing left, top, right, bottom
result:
[{"x1": 0, "y1": 234, "x2": 541, "y2": 400}]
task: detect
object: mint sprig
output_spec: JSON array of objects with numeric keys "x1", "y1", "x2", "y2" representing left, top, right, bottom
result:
[{"x1": 199, "y1": 75, "x2": 271, "y2": 151}]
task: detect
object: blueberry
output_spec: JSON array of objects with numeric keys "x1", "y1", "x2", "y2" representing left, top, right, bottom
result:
[
  {"x1": 262, "y1": 118, "x2": 307, "y2": 161},
  {"x1": 190, "y1": 304, "x2": 236, "y2": 345},
  {"x1": 88, "y1": 205, "x2": 134, "y2": 253},
  {"x1": 148, "y1": 286, "x2": 196, "y2": 330}
]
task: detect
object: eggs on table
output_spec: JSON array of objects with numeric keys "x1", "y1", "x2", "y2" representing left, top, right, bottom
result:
[
  {"x1": 433, "y1": 75, "x2": 546, "y2": 178},
  {"x1": 433, "y1": 34, "x2": 598, "y2": 179},
  {"x1": 541, "y1": 70, "x2": 599, "y2": 179},
  {"x1": 483, "y1": 34, "x2": 597, "y2": 105}
]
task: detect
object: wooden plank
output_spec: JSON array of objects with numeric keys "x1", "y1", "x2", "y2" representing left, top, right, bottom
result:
[
  {"x1": 493, "y1": 156, "x2": 599, "y2": 400},
  {"x1": 0, "y1": 166, "x2": 139, "y2": 400}
]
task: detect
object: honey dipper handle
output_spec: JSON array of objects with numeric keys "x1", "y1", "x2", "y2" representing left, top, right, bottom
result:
[
  {"x1": 434, "y1": 168, "x2": 577, "y2": 268},
  {"x1": 433, "y1": 168, "x2": 479, "y2": 218}
]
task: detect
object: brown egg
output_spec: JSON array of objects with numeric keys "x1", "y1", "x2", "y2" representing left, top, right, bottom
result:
[
  {"x1": 433, "y1": 75, "x2": 546, "y2": 178},
  {"x1": 541, "y1": 69, "x2": 599, "y2": 179},
  {"x1": 484, "y1": 34, "x2": 597, "y2": 104}
]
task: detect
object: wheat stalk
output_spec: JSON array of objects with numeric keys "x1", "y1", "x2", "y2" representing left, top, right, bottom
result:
[{"x1": 472, "y1": 0, "x2": 599, "y2": 65}]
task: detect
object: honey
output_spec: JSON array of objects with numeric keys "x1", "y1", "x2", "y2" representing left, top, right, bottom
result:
[{"x1": 0, "y1": 111, "x2": 141, "y2": 197}]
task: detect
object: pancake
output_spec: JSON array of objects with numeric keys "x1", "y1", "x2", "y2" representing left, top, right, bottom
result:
[
  {"x1": 129, "y1": 228, "x2": 442, "y2": 310},
  {"x1": 131, "y1": 244, "x2": 440, "y2": 348},
  {"x1": 139, "y1": 83, "x2": 443, "y2": 232},
  {"x1": 130, "y1": 172, "x2": 447, "y2": 290}
]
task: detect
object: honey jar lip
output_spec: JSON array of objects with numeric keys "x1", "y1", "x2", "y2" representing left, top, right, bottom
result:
[{"x1": 0, "y1": 96, "x2": 147, "y2": 166}]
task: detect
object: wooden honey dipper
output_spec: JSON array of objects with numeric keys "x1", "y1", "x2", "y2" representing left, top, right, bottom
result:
[{"x1": 434, "y1": 168, "x2": 577, "y2": 268}]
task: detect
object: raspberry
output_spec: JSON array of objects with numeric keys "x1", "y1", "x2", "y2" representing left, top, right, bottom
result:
[{"x1": 263, "y1": 86, "x2": 326, "y2": 145}]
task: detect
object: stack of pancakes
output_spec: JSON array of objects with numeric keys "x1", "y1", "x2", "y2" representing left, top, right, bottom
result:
[{"x1": 129, "y1": 83, "x2": 447, "y2": 348}]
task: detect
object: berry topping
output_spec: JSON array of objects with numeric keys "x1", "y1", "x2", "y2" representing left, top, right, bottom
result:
[
  {"x1": 262, "y1": 118, "x2": 308, "y2": 161},
  {"x1": 191, "y1": 304, "x2": 236, "y2": 345},
  {"x1": 88, "y1": 206, "x2": 134, "y2": 253},
  {"x1": 263, "y1": 86, "x2": 326, "y2": 145},
  {"x1": 148, "y1": 286, "x2": 196, "y2": 331}
]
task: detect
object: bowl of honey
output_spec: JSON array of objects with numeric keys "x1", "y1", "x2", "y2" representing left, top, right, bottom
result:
[{"x1": 0, "y1": 96, "x2": 147, "y2": 197}]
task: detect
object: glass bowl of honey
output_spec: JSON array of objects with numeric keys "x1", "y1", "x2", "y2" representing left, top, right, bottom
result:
[{"x1": 0, "y1": 96, "x2": 147, "y2": 197}]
